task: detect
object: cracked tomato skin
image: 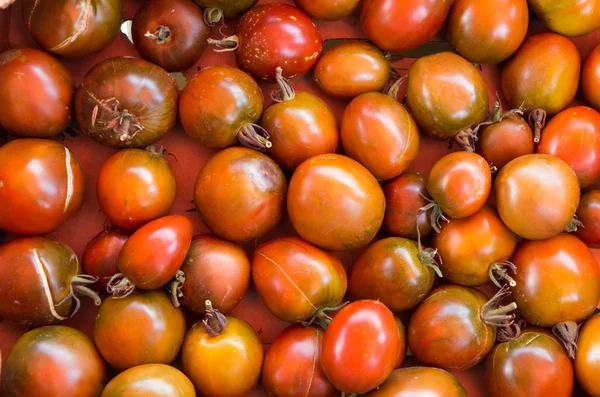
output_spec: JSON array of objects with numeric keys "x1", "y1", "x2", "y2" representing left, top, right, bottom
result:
[
  {"x1": 101, "y1": 364, "x2": 195, "y2": 397},
  {"x1": 295, "y1": 0, "x2": 360, "y2": 20},
  {"x1": 575, "y1": 189, "x2": 600, "y2": 248},
  {"x1": 528, "y1": 0, "x2": 600, "y2": 37},
  {"x1": 366, "y1": 367, "x2": 468, "y2": 397},
  {"x1": 583, "y1": 44, "x2": 600, "y2": 111},
  {"x1": 575, "y1": 314, "x2": 600, "y2": 397}
]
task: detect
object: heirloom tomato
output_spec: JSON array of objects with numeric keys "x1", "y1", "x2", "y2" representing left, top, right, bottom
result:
[
  {"x1": 366, "y1": 367, "x2": 468, "y2": 397},
  {"x1": 583, "y1": 44, "x2": 600, "y2": 111},
  {"x1": 195, "y1": 0, "x2": 257, "y2": 21},
  {"x1": 295, "y1": 0, "x2": 360, "y2": 20},
  {"x1": 101, "y1": 364, "x2": 195, "y2": 397},
  {"x1": 575, "y1": 189, "x2": 600, "y2": 248},
  {"x1": 528, "y1": 0, "x2": 600, "y2": 37},
  {"x1": 82, "y1": 228, "x2": 128, "y2": 293},
  {"x1": 576, "y1": 314, "x2": 600, "y2": 397},
  {"x1": 478, "y1": 112, "x2": 534, "y2": 169}
]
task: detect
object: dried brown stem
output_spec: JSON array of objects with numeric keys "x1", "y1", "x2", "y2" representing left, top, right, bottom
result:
[
  {"x1": 238, "y1": 124, "x2": 272, "y2": 151},
  {"x1": 204, "y1": 7, "x2": 224, "y2": 26},
  {"x1": 203, "y1": 300, "x2": 228, "y2": 336},
  {"x1": 207, "y1": 35, "x2": 239, "y2": 52},
  {"x1": 552, "y1": 321, "x2": 579, "y2": 359},
  {"x1": 489, "y1": 261, "x2": 517, "y2": 288},
  {"x1": 480, "y1": 285, "x2": 518, "y2": 327},
  {"x1": 144, "y1": 25, "x2": 171, "y2": 44},
  {"x1": 271, "y1": 67, "x2": 295, "y2": 102},
  {"x1": 528, "y1": 109, "x2": 547, "y2": 143}
]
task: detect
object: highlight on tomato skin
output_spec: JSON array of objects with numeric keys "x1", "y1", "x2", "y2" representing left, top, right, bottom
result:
[
  {"x1": 366, "y1": 367, "x2": 468, "y2": 397},
  {"x1": 100, "y1": 364, "x2": 195, "y2": 397}
]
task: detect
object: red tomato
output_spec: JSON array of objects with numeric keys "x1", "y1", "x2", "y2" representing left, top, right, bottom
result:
[
  {"x1": 366, "y1": 367, "x2": 468, "y2": 397},
  {"x1": 575, "y1": 314, "x2": 600, "y2": 397},
  {"x1": 321, "y1": 300, "x2": 400, "y2": 394},
  {"x1": 101, "y1": 364, "x2": 195, "y2": 397},
  {"x1": 295, "y1": 0, "x2": 360, "y2": 20},
  {"x1": 82, "y1": 228, "x2": 129, "y2": 293},
  {"x1": 528, "y1": 0, "x2": 600, "y2": 36},
  {"x1": 195, "y1": 0, "x2": 257, "y2": 19},
  {"x1": 575, "y1": 189, "x2": 600, "y2": 248},
  {"x1": 478, "y1": 113, "x2": 534, "y2": 169},
  {"x1": 393, "y1": 317, "x2": 407, "y2": 369},
  {"x1": 582, "y1": 44, "x2": 600, "y2": 111}
]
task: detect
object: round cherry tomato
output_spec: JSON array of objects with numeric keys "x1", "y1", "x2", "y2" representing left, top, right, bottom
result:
[
  {"x1": 252, "y1": 237, "x2": 347, "y2": 323},
  {"x1": 295, "y1": 0, "x2": 360, "y2": 20},
  {"x1": 0, "y1": 48, "x2": 73, "y2": 137},
  {"x1": 341, "y1": 92, "x2": 420, "y2": 180},
  {"x1": 194, "y1": 147, "x2": 286, "y2": 242},
  {"x1": 94, "y1": 289, "x2": 186, "y2": 371},
  {"x1": 528, "y1": 0, "x2": 600, "y2": 37},
  {"x1": 101, "y1": 364, "x2": 195, "y2": 397},
  {"x1": 496, "y1": 154, "x2": 580, "y2": 240},
  {"x1": 314, "y1": 41, "x2": 390, "y2": 100},
  {"x1": 262, "y1": 325, "x2": 337, "y2": 397},
  {"x1": 576, "y1": 314, "x2": 600, "y2": 397},
  {"x1": 180, "y1": 65, "x2": 267, "y2": 150},
  {"x1": 510, "y1": 233, "x2": 600, "y2": 327},
  {"x1": 132, "y1": 0, "x2": 211, "y2": 72},
  {"x1": 366, "y1": 367, "x2": 468, "y2": 397},
  {"x1": 0, "y1": 139, "x2": 85, "y2": 235},
  {"x1": 447, "y1": 0, "x2": 528, "y2": 64},
  {"x1": 22, "y1": 0, "x2": 122, "y2": 57},
  {"x1": 287, "y1": 154, "x2": 386, "y2": 251},
  {"x1": 3, "y1": 326, "x2": 106, "y2": 397},
  {"x1": 194, "y1": 0, "x2": 257, "y2": 19},
  {"x1": 360, "y1": 0, "x2": 451, "y2": 52},
  {"x1": 321, "y1": 300, "x2": 400, "y2": 394},
  {"x1": 478, "y1": 113, "x2": 534, "y2": 170},
  {"x1": 75, "y1": 56, "x2": 179, "y2": 148},
  {"x1": 582, "y1": 44, "x2": 600, "y2": 111},
  {"x1": 575, "y1": 189, "x2": 600, "y2": 248},
  {"x1": 82, "y1": 228, "x2": 129, "y2": 293}
]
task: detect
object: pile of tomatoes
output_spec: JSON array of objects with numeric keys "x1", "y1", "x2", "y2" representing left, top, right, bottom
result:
[{"x1": 1, "y1": 0, "x2": 600, "y2": 396}]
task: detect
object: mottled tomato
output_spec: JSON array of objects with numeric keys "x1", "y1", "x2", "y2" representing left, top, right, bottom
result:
[
  {"x1": 575, "y1": 190, "x2": 600, "y2": 248},
  {"x1": 22, "y1": 0, "x2": 122, "y2": 57},
  {"x1": 262, "y1": 325, "x2": 337, "y2": 397},
  {"x1": 94, "y1": 290, "x2": 186, "y2": 371},
  {"x1": 366, "y1": 367, "x2": 468, "y2": 397},
  {"x1": 295, "y1": 0, "x2": 360, "y2": 20},
  {"x1": 101, "y1": 364, "x2": 195, "y2": 397},
  {"x1": 576, "y1": 314, "x2": 600, "y2": 397},
  {"x1": 314, "y1": 41, "x2": 390, "y2": 100},
  {"x1": 287, "y1": 154, "x2": 386, "y2": 251},
  {"x1": 478, "y1": 113, "x2": 534, "y2": 169},
  {"x1": 582, "y1": 44, "x2": 600, "y2": 111},
  {"x1": 194, "y1": 147, "x2": 286, "y2": 242},
  {"x1": 82, "y1": 228, "x2": 129, "y2": 293},
  {"x1": 194, "y1": 0, "x2": 257, "y2": 20},
  {"x1": 361, "y1": 0, "x2": 451, "y2": 52},
  {"x1": 132, "y1": 0, "x2": 211, "y2": 72},
  {"x1": 528, "y1": 0, "x2": 600, "y2": 37},
  {"x1": 321, "y1": 300, "x2": 400, "y2": 394},
  {"x1": 252, "y1": 237, "x2": 347, "y2": 323},
  {"x1": 3, "y1": 326, "x2": 106, "y2": 397},
  {"x1": 496, "y1": 154, "x2": 580, "y2": 240}
]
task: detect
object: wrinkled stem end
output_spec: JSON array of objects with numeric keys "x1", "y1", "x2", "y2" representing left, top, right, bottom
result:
[
  {"x1": 497, "y1": 319, "x2": 526, "y2": 342},
  {"x1": 552, "y1": 321, "x2": 579, "y2": 359},
  {"x1": 207, "y1": 35, "x2": 239, "y2": 52},
  {"x1": 204, "y1": 7, "x2": 224, "y2": 26},
  {"x1": 481, "y1": 285, "x2": 518, "y2": 327},
  {"x1": 455, "y1": 127, "x2": 479, "y2": 152},
  {"x1": 420, "y1": 199, "x2": 449, "y2": 233},
  {"x1": 238, "y1": 124, "x2": 272, "y2": 151},
  {"x1": 272, "y1": 67, "x2": 295, "y2": 102},
  {"x1": 564, "y1": 215, "x2": 584, "y2": 233},
  {"x1": 144, "y1": 25, "x2": 171, "y2": 44},
  {"x1": 304, "y1": 302, "x2": 349, "y2": 329},
  {"x1": 387, "y1": 77, "x2": 406, "y2": 101},
  {"x1": 489, "y1": 261, "x2": 517, "y2": 288},
  {"x1": 528, "y1": 109, "x2": 547, "y2": 143},
  {"x1": 416, "y1": 225, "x2": 443, "y2": 278},
  {"x1": 106, "y1": 273, "x2": 136, "y2": 299},
  {"x1": 203, "y1": 300, "x2": 228, "y2": 336},
  {"x1": 169, "y1": 270, "x2": 186, "y2": 308}
]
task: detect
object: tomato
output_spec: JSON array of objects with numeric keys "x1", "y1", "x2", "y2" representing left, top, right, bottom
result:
[
  {"x1": 0, "y1": 48, "x2": 73, "y2": 138},
  {"x1": 252, "y1": 237, "x2": 347, "y2": 324},
  {"x1": 496, "y1": 154, "x2": 580, "y2": 240},
  {"x1": 22, "y1": 0, "x2": 121, "y2": 57},
  {"x1": 528, "y1": 0, "x2": 600, "y2": 37},
  {"x1": 583, "y1": 44, "x2": 600, "y2": 111},
  {"x1": 180, "y1": 65, "x2": 267, "y2": 150},
  {"x1": 75, "y1": 56, "x2": 179, "y2": 148},
  {"x1": 181, "y1": 302, "x2": 263, "y2": 397},
  {"x1": 393, "y1": 317, "x2": 407, "y2": 369},
  {"x1": 3, "y1": 326, "x2": 106, "y2": 397},
  {"x1": 360, "y1": 0, "x2": 451, "y2": 52},
  {"x1": 94, "y1": 289, "x2": 186, "y2": 371},
  {"x1": 484, "y1": 328, "x2": 574, "y2": 397},
  {"x1": 575, "y1": 314, "x2": 600, "y2": 397},
  {"x1": 295, "y1": 0, "x2": 360, "y2": 20},
  {"x1": 321, "y1": 300, "x2": 399, "y2": 394},
  {"x1": 262, "y1": 325, "x2": 337, "y2": 397},
  {"x1": 82, "y1": 228, "x2": 129, "y2": 293},
  {"x1": 194, "y1": 147, "x2": 286, "y2": 242},
  {"x1": 101, "y1": 364, "x2": 194, "y2": 397},
  {"x1": 313, "y1": 41, "x2": 390, "y2": 100},
  {"x1": 194, "y1": 0, "x2": 257, "y2": 21},
  {"x1": 406, "y1": 52, "x2": 489, "y2": 148},
  {"x1": 132, "y1": 0, "x2": 211, "y2": 72},
  {"x1": 366, "y1": 367, "x2": 468, "y2": 397},
  {"x1": 510, "y1": 233, "x2": 600, "y2": 327},
  {"x1": 348, "y1": 237, "x2": 438, "y2": 312},
  {"x1": 0, "y1": 139, "x2": 85, "y2": 235},
  {"x1": 478, "y1": 113, "x2": 534, "y2": 169},
  {"x1": 287, "y1": 154, "x2": 386, "y2": 251},
  {"x1": 96, "y1": 147, "x2": 176, "y2": 231},
  {"x1": 575, "y1": 190, "x2": 600, "y2": 248},
  {"x1": 341, "y1": 91, "x2": 420, "y2": 180}
]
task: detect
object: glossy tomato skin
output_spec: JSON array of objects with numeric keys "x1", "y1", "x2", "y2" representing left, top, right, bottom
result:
[
  {"x1": 0, "y1": 139, "x2": 85, "y2": 235},
  {"x1": 296, "y1": 0, "x2": 360, "y2": 20},
  {"x1": 575, "y1": 190, "x2": 600, "y2": 248},
  {"x1": 321, "y1": 300, "x2": 400, "y2": 393},
  {"x1": 484, "y1": 328, "x2": 574, "y2": 397},
  {"x1": 582, "y1": 44, "x2": 600, "y2": 111},
  {"x1": 408, "y1": 285, "x2": 496, "y2": 371},
  {"x1": 478, "y1": 114, "x2": 534, "y2": 170},
  {"x1": 406, "y1": 52, "x2": 489, "y2": 140},
  {"x1": 252, "y1": 237, "x2": 347, "y2": 323},
  {"x1": 314, "y1": 41, "x2": 390, "y2": 100},
  {"x1": 510, "y1": 234, "x2": 600, "y2": 327},
  {"x1": 235, "y1": 4, "x2": 323, "y2": 81},
  {"x1": 193, "y1": 0, "x2": 258, "y2": 18},
  {"x1": 3, "y1": 326, "x2": 107, "y2": 397},
  {"x1": 82, "y1": 228, "x2": 129, "y2": 293},
  {"x1": 361, "y1": 0, "x2": 451, "y2": 52},
  {"x1": 101, "y1": 364, "x2": 195, "y2": 397},
  {"x1": 75, "y1": 57, "x2": 179, "y2": 148},
  {"x1": 341, "y1": 92, "x2": 420, "y2": 180},
  {"x1": 348, "y1": 237, "x2": 436, "y2": 312},
  {"x1": 575, "y1": 314, "x2": 600, "y2": 397},
  {"x1": 496, "y1": 154, "x2": 580, "y2": 240},
  {"x1": 132, "y1": 0, "x2": 211, "y2": 72},
  {"x1": 288, "y1": 154, "x2": 386, "y2": 251},
  {"x1": 501, "y1": 33, "x2": 580, "y2": 115},
  {"x1": 22, "y1": 0, "x2": 122, "y2": 57},
  {"x1": 262, "y1": 325, "x2": 337, "y2": 397},
  {"x1": 447, "y1": 0, "x2": 528, "y2": 64},
  {"x1": 366, "y1": 367, "x2": 468, "y2": 397},
  {"x1": 194, "y1": 147, "x2": 286, "y2": 242},
  {"x1": 0, "y1": 48, "x2": 73, "y2": 137},
  {"x1": 94, "y1": 290, "x2": 186, "y2": 370},
  {"x1": 528, "y1": 0, "x2": 600, "y2": 37},
  {"x1": 393, "y1": 317, "x2": 407, "y2": 368},
  {"x1": 179, "y1": 65, "x2": 264, "y2": 149}
]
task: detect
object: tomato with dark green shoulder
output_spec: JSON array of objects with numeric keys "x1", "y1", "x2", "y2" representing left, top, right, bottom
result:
[{"x1": 528, "y1": 0, "x2": 600, "y2": 36}]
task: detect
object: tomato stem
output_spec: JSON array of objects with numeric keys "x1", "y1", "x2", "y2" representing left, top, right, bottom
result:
[
  {"x1": 106, "y1": 273, "x2": 136, "y2": 299},
  {"x1": 207, "y1": 35, "x2": 239, "y2": 52},
  {"x1": 528, "y1": 109, "x2": 547, "y2": 143},
  {"x1": 564, "y1": 215, "x2": 584, "y2": 233},
  {"x1": 454, "y1": 127, "x2": 479, "y2": 152},
  {"x1": 91, "y1": 97, "x2": 144, "y2": 142},
  {"x1": 144, "y1": 25, "x2": 171, "y2": 44},
  {"x1": 203, "y1": 7, "x2": 224, "y2": 26},
  {"x1": 238, "y1": 124, "x2": 272, "y2": 151},
  {"x1": 169, "y1": 270, "x2": 186, "y2": 308},
  {"x1": 420, "y1": 198, "x2": 449, "y2": 233},
  {"x1": 489, "y1": 261, "x2": 517, "y2": 288},
  {"x1": 480, "y1": 285, "x2": 518, "y2": 327},
  {"x1": 416, "y1": 225, "x2": 443, "y2": 278},
  {"x1": 272, "y1": 67, "x2": 295, "y2": 102},
  {"x1": 387, "y1": 77, "x2": 406, "y2": 101},
  {"x1": 203, "y1": 300, "x2": 228, "y2": 336},
  {"x1": 497, "y1": 319, "x2": 527, "y2": 342},
  {"x1": 552, "y1": 321, "x2": 579, "y2": 359}
]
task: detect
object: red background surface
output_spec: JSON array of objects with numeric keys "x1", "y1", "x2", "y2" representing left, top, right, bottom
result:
[{"x1": 0, "y1": 0, "x2": 599, "y2": 395}]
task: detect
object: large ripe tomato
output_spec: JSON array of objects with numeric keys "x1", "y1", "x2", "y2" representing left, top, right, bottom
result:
[
  {"x1": 262, "y1": 325, "x2": 337, "y2": 397},
  {"x1": 341, "y1": 92, "x2": 420, "y2": 180},
  {"x1": 3, "y1": 326, "x2": 107, "y2": 397},
  {"x1": 360, "y1": 0, "x2": 451, "y2": 52},
  {"x1": 179, "y1": 65, "x2": 267, "y2": 150},
  {"x1": 496, "y1": 154, "x2": 580, "y2": 240},
  {"x1": 287, "y1": 154, "x2": 386, "y2": 251},
  {"x1": 75, "y1": 56, "x2": 179, "y2": 148},
  {"x1": 94, "y1": 289, "x2": 186, "y2": 371},
  {"x1": 575, "y1": 190, "x2": 600, "y2": 248},
  {"x1": 194, "y1": 147, "x2": 286, "y2": 242},
  {"x1": 0, "y1": 48, "x2": 73, "y2": 137},
  {"x1": 194, "y1": 0, "x2": 257, "y2": 20},
  {"x1": 528, "y1": 0, "x2": 600, "y2": 37},
  {"x1": 101, "y1": 364, "x2": 195, "y2": 397},
  {"x1": 583, "y1": 44, "x2": 600, "y2": 111},
  {"x1": 313, "y1": 41, "x2": 390, "y2": 100},
  {"x1": 252, "y1": 236, "x2": 347, "y2": 323},
  {"x1": 82, "y1": 228, "x2": 128, "y2": 293},
  {"x1": 321, "y1": 300, "x2": 400, "y2": 394},
  {"x1": 366, "y1": 367, "x2": 468, "y2": 397},
  {"x1": 296, "y1": 0, "x2": 360, "y2": 20},
  {"x1": 478, "y1": 113, "x2": 534, "y2": 169},
  {"x1": 575, "y1": 314, "x2": 600, "y2": 397},
  {"x1": 132, "y1": 0, "x2": 211, "y2": 72}
]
